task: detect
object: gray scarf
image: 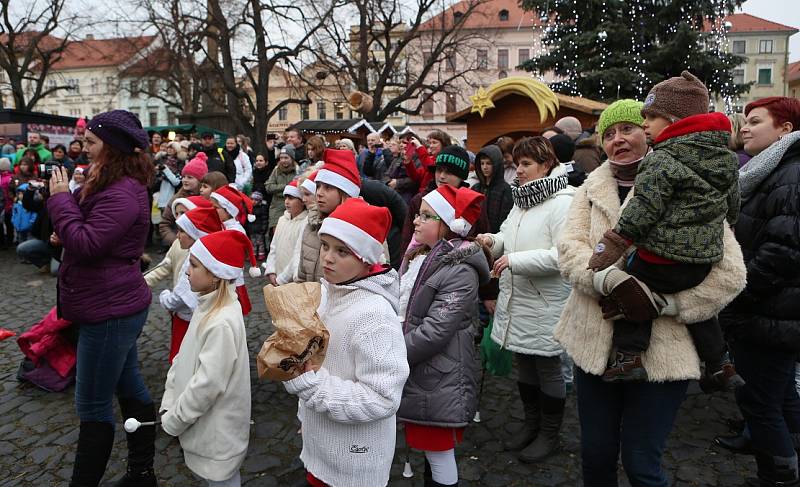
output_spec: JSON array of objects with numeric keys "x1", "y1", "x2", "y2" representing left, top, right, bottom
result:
[
  {"x1": 511, "y1": 164, "x2": 569, "y2": 209},
  {"x1": 739, "y1": 131, "x2": 800, "y2": 202}
]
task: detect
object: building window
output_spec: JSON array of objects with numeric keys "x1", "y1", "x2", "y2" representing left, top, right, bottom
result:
[
  {"x1": 757, "y1": 66, "x2": 772, "y2": 85},
  {"x1": 498, "y1": 49, "x2": 509, "y2": 70},
  {"x1": 168, "y1": 112, "x2": 177, "y2": 125},
  {"x1": 421, "y1": 95, "x2": 434, "y2": 117},
  {"x1": 477, "y1": 49, "x2": 488, "y2": 70},
  {"x1": 278, "y1": 106, "x2": 288, "y2": 121},
  {"x1": 499, "y1": 70, "x2": 508, "y2": 80},
  {"x1": 92, "y1": 106, "x2": 101, "y2": 115},
  {"x1": 334, "y1": 102, "x2": 345, "y2": 120},
  {"x1": 518, "y1": 48, "x2": 530, "y2": 66},
  {"x1": 301, "y1": 104, "x2": 310, "y2": 120},
  {"x1": 147, "y1": 79, "x2": 158, "y2": 96},
  {"x1": 149, "y1": 112, "x2": 158, "y2": 127},
  {"x1": 454, "y1": 11, "x2": 463, "y2": 22},
  {"x1": 445, "y1": 92, "x2": 457, "y2": 113},
  {"x1": 69, "y1": 108, "x2": 81, "y2": 117},
  {"x1": 499, "y1": 9, "x2": 509, "y2": 21},
  {"x1": 732, "y1": 68, "x2": 745, "y2": 85},
  {"x1": 317, "y1": 100, "x2": 327, "y2": 120},
  {"x1": 759, "y1": 39, "x2": 773, "y2": 54},
  {"x1": 90, "y1": 78, "x2": 99, "y2": 94},
  {"x1": 732, "y1": 40, "x2": 746, "y2": 54},
  {"x1": 67, "y1": 79, "x2": 79, "y2": 94},
  {"x1": 445, "y1": 52, "x2": 456, "y2": 72},
  {"x1": 423, "y1": 51, "x2": 432, "y2": 66},
  {"x1": 130, "y1": 80, "x2": 139, "y2": 98},
  {"x1": 106, "y1": 77, "x2": 115, "y2": 94}
]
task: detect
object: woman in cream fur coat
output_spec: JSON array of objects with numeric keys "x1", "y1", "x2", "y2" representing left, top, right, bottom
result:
[{"x1": 553, "y1": 99, "x2": 747, "y2": 487}]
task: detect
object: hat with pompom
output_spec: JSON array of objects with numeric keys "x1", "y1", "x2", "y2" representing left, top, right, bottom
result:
[
  {"x1": 171, "y1": 194, "x2": 212, "y2": 217},
  {"x1": 190, "y1": 229, "x2": 261, "y2": 279},
  {"x1": 422, "y1": 185, "x2": 485, "y2": 237},
  {"x1": 182, "y1": 152, "x2": 208, "y2": 180},
  {"x1": 210, "y1": 184, "x2": 255, "y2": 224},
  {"x1": 283, "y1": 180, "x2": 302, "y2": 199},
  {"x1": 319, "y1": 198, "x2": 391, "y2": 264},
  {"x1": 176, "y1": 206, "x2": 223, "y2": 241}
]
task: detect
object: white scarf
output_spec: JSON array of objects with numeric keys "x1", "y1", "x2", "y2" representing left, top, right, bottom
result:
[{"x1": 739, "y1": 131, "x2": 800, "y2": 202}]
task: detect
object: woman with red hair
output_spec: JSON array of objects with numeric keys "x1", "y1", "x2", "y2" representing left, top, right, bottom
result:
[{"x1": 719, "y1": 96, "x2": 800, "y2": 486}]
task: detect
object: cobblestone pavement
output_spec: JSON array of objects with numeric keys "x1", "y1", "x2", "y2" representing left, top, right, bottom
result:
[{"x1": 0, "y1": 247, "x2": 758, "y2": 486}]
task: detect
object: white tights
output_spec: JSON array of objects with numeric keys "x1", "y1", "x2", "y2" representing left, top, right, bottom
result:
[{"x1": 425, "y1": 449, "x2": 458, "y2": 485}]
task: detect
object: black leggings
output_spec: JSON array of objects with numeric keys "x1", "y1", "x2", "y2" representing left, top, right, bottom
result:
[{"x1": 612, "y1": 253, "x2": 726, "y2": 364}]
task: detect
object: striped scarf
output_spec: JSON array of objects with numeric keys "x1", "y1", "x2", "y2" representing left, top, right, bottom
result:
[{"x1": 511, "y1": 164, "x2": 569, "y2": 209}]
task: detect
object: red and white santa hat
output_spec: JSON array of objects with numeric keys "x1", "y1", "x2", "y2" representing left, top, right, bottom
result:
[
  {"x1": 316, "y1": 149, "x2": 361, "y2": 197},
  {"x1": 283, "y1": 180, "x2": 302, "y2": 199},
  {"x1": 171, "y1": 195, "x2": 212, "y2": 217},
  {"x1": 319, "y1": 198, "x2": 391, "y2": 264},
  {"x1": 422, "y1": 185, "x2": 485, "y2": 237},
  {"x1": 190, "y1": 229, "x2": 262, "y2": 279},
  {"x1": 176, "y1": 206, "x2": 223, "y2": 241},
  {"x1": 301, "y1": 170, "x2": 318, "y2": 194},
  {"x1": 211, "y1": 184, "x2": 255, "y2": 224}
]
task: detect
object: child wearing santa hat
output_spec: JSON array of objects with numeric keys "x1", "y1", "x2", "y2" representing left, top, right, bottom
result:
[
  {"x1": 209, "y1": 184, "x2": 261, "y2": 314},
  {"x1": 283, "y1": 198, "x2": 409, "y2": 487},
  {"x1": 161, "y1": 230, "x2": 252, "y2": 487},
  {"x1": 263, "y1": 180, "x2": 308, "y2": 286},
  {"x1": 296, "y1": 149, "x2": 362, "y2": 283},
  {"x1": 397, "y1": 185, "x2": 491, "y2": 487},
  {"x1": 155, "y1": 205, "x2": 223, "y2": 362}
]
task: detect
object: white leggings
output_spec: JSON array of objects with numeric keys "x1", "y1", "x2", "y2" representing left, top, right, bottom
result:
[{"x1": 425, "y1": 449, "x2": 458, "y2": 485}]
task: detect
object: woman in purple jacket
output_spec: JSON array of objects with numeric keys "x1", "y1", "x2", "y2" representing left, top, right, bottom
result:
[{"x1": 48, "y1": 110, "x2": 156, "y2": 487}]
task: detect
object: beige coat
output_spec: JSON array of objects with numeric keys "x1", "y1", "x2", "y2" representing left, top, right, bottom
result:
[
  {"x1": 145, "y1": 239, "x2": 189, "y2": 289},
  {"x1": 553, "y1": 163, "x2": 747, "y2": 382}
]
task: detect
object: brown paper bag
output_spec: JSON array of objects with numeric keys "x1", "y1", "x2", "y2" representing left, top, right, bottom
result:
[{"x1": 256, "y1": 282, "x2": 329, "y2": 381}]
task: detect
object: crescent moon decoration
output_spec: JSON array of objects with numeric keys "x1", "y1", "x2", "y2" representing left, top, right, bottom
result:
[{"x1": 469, "y1": 76, "x2": 559, "y2": 122}]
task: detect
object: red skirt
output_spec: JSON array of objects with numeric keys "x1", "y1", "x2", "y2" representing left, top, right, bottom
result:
[
  {"x1": 306, "y1": 471, "x2": 328, "y2": 487},
  {"x1": 169, "y1": 314, "x2": 190, "y2": 364},
  {"x1": 404, "y1": 423, "x2": 465, "y2": 451},
  {"x1": 235, "y1": 285, "x2": 252, "y2": 316}
]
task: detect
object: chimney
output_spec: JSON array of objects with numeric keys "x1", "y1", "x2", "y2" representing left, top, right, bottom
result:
[{"x1": 85, "y1": 34, "x2": 94, "y2": 40}]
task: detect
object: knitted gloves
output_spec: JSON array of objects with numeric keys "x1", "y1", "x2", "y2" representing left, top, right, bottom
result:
[
  {"x1": 593, "y1": 267, "x2": 677, "y2": 322},
  {"x1": 587, "y1": 229, "x2": 630, "y2": 271}
]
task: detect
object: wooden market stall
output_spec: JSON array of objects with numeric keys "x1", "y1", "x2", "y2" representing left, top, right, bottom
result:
[{"x1": 447, "y1": 77, "x2": 608, "y2": 153}]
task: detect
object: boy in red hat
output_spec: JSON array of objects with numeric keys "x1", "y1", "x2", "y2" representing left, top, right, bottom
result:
[
  {"x1": 398, "y1": 185, "x2": 490, "y2": 487},
  {"x1": 161, "y1": 230, "x2": 253, "y2": 486},
  {"x1": 283, "y1": 198, "x2": 409, "y2": 487},
  {"x1": 296, "y1": 149, "x2": 363, "y2": 283}
]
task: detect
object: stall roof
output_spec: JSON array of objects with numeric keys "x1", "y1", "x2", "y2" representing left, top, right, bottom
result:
[
  {"x1": 144, "y1": 123, "x2": 229, "y2": 140},
  {"x1": 0, "y1": 109, "x2": 79, "y2": 126},
  {"x1": 288, "y1": 119, "x2": 379, "y2": 134}
]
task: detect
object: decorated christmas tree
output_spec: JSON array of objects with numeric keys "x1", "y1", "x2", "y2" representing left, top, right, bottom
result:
[{"x1": 519, "y1": 0, "x2": 751, "y2": 109}]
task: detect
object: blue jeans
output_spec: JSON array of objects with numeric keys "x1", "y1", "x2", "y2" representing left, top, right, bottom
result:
[
  {"x1": 575, "y1": 368, "x2": 688, "y2": 487},
  {"x1": 75, "y1": 308, "x2": 151, "y2": 425},
  {"x1": 731, "y1": 341, "x2": 800, "y2": 458},
  {"x1": 16, "y1": 238, "x2": 59, "y2": 274}
]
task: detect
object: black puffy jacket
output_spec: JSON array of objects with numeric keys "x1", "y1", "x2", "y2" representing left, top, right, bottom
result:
[
  {"x1": 721, "y1": 139, "x2": 800, "y2": 351},
  {"x1": 473, "y1": 145, "x2": 513, "y2": 233}
]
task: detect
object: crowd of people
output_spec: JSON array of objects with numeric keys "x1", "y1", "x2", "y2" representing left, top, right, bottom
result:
[{"x1": 6, "y1": 69, "x2": 800, "y2": 487}]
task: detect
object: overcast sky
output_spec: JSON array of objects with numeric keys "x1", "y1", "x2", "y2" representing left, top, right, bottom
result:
[{"x1": 740, "y1": 0, "x2": 800, "y2": 62}]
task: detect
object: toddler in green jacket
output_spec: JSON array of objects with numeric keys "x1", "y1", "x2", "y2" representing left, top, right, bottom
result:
[{"x1": 588, "y1": 71, "x2": 743, "y2": 390}]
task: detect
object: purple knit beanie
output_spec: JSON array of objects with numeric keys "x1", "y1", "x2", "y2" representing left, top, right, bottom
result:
[{"x1": 86, "y1": 110, "x2": 150, "y2": 154}]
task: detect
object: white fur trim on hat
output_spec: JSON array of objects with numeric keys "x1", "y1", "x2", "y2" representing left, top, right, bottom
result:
[
  {"x1": 175, "y1": 213, "x2": 208, "y2": 241},
  {"x1": 319, "y1": 217, "x2": 383, "y2": 264},
  {"x1": 171, "y1": 197, "x2": 196, "y2": 216},
  {"x1": 210, "y1": 192, "x2": 239, "y2": 218},
  {"x1": 284, "y1": 184, "x2": 302, "y2": 199},
  {"x1": 301, "y1": 177, "x2": 316, "y2": 194},
  {"x1": 422, "y1": 190, "x2": 472, "y2": 236},
  {"x1": 316, "y1": 168, "x2": 360, "y2": 197},
  {"x1": 190, "y1": 239, "x2": 242, "y2": 280}
]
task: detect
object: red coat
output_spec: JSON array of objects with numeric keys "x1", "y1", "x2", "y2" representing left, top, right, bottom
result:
[
  {"x1": 17, "y1": 307, "x2": 76, "y2": 378},
  {"x1": 404, "y1": 144, "x2": 435, "y2": 192}
]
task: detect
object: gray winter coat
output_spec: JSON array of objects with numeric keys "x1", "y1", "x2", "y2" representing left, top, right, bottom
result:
[{"x1": 398, "y1": 240, "x2": 490, "y2": 428}]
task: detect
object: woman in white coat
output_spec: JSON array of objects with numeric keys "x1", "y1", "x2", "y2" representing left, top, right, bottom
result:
[{"x1": 477, "y1": 136, "x2": 574, "y2": 463}]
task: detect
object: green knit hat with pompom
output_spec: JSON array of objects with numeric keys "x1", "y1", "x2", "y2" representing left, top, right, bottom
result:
[{"x1": 597, "y1": 99, "x2": 644, "y2": 140}]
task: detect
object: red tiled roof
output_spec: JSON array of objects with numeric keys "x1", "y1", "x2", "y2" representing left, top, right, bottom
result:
[
  {"x1": 788, "y1": 61, "x2": 800, "y2": 83},
  {"x1": 50, "y1": 36, "x2": 156, "y2": 70},
  {"x1": 0, "y1": 31, "x2": 66, "y2": 52},
  {"x1": 705, "y1": 13, "x2": 799, "y2": 34},
  {"x1": 420, "y1": 0, "x2": 541, "y2": 31}
]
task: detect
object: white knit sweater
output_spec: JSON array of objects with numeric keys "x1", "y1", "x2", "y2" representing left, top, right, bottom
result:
[
  {"x1": 161, "y1": 285, "x2": 251, "y2": 481},
  {"x1": 284, "y1": 269, "x2": 409, "y2": 487}
]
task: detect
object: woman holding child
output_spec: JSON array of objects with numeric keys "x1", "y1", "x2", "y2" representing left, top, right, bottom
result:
[{"x1": 554, "y1": 93, "x2": 747, "y2": 486}]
